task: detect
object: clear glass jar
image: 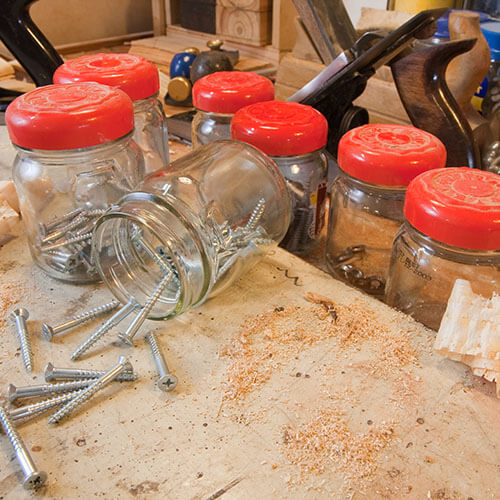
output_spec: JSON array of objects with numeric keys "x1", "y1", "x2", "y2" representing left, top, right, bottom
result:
[
  {"x1": 5, "y1": 82, "x2": 144, "y2": 283},
  {"x1": 191, "y1": 110, "x2": 232, "y2": 147},
  {"x1": 132, "y1": 94, "x2": 169, "y2": 173},
  {"x1": 326, "y1": 174, "x2": 406, "y2": 296},
  {"x1": 271, "y1": 150, "x2": 328, "y2": 255},
  {"x1": 12, "y1": 134, "x2": 144, "y2": 283},
  {"x1": 324, "y1": 124, "x2": 447, "y2": 297},
  {"x1": 386, "y1": 167, "x2": 500, "y2": 330},
  {"x1": 53, "y1": 53, "x2": 169, "y2": 174},
  {"x1": 191, "y1": 71, "x2": 274, "y2": 148},
  {"x1": 231, "y1": 100, "x2": 328, "y2": 256},
  {"x1": 92, "y1": 140, "x2": 292, "y2": 319}
]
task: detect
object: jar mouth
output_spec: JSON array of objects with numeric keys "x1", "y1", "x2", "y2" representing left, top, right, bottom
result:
[{"x1": 92, "y1": 192, "x2": 213, "y2": 319}]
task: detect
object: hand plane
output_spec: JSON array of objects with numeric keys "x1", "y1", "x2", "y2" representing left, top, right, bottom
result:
[{"x1": 289, "y1": 8, "x2": 481, "y2": 169}]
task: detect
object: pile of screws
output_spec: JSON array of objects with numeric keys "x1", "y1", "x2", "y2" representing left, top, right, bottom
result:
[
  {"x1": 38, "y1": 208, "x2": 107, "y2": 279},
  {"x1": 3, "y1": 299, "x2": 178, "y2": 489}
]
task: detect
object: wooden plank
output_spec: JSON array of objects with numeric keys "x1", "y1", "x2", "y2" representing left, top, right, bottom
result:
[
  {"x1": 218, "y1": 0, "x2": 272, "y2": 10},
  {"x1": 151, "y1": 0, "x2": 167, "y2": 36},
  {"x1": 165, "y1": 0, "x2": 181, "y2": 25},
  {"x1": 216, "y1": 6, "x2": 272, "y2": 46},
  {"x1": 271, "y1": 0, "x2": 299, "y2": 55}
]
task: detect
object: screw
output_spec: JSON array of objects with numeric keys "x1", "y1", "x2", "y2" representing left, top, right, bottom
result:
[
  {"x1": 44, "y1": 207, "x2": 84, "y2": 233},
  {"x1": 245, "y1": 198, "x2": 265, "y2": 232},
  {"x1": 0, "y1": 405, "x2": 47, "y2": 489},
  {"x1": 118, "y1": 270, "x2": 173, "y2": 346},
  {"x1": 7, "y1": 380, "x2": 93, "y2": 403},
  {"x1": 10, "y1": 309, "x2": 33, "y2": 372},
  {"x1": 8, "y1": 389, "x2": 86, "y2": 423},
  {"x1": 41, "y1": 215, "x2": 88, "y2": 244},
  {"x1": 41, "y1": 232, "x2": 92, "y2": 252},
  {"x1": 42, "y1": 299, "x2": 120, "y2": 341},
  {"x1": 44, "y1": 362, "x2": 138, "y2": 382},
  {"x1": 71, "y1": 298, "x2": 139, "y2": 360},
  {"x1": 145, "y1": 332, "x2": 178, "y2": 392},
  {"x1": 48, "y1": 356, "x2": 132, "y2": 424}
]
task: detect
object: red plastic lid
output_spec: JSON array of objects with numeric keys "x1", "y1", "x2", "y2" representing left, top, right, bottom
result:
[
  {"x1": 405, "y1": 167, "x2": 500, "y2": 250},
  {"x1": 338, "y1": 124, "x2": 447, "y2": 186},
  {"x1": 192, "y1": 71, "x2": 274, "y2": 114},
  {"x1": 5, "y1": 82, "x2": 134, "y2": 150},
  {"x1": 230, "y1": 101, "x2": 328, "y2": 155},
  {"x1": 53, "y1": 53, "x2": 159, "y2": 101}
]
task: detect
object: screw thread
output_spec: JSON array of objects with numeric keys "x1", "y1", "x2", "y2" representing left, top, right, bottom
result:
[
  {"x1": 46, "y1": 366, "x2": 138, "y2": 382},
  {"x1": 54, "y1": 299, "x2": 119, "y2": 335},
  {"x1": 71, "y1": 299, "x2": 137, "y2": 360},
  {"x1": 0, "y1": 405, "x2": 25, "y2": 453},
  {"x1": 45, "y1": 207, "x2": 84, "y2": 232},
  {"x1": 245, "y1": 198, "x2": 265, "y2": 232},
  {"x1": 12, "y1": 314, "x2": 33, "y2": 373},
  {"x1": 48, "y1": 358, "x2": 129, "y2": 424},
  {"x1": 120, "y1": 271, "x2": 172, "y2": 344},
  {"x1": 146, "y1": 332, "x2": 170, "y2": 377},
  {"x1": 41, "y1": 215, "x2": 87, "y2": 243},
  {"x1": 41, "y1": 232, "x2": 92, "y2": 252},
  {"x1": 10, "y1": 379, "x2": 92, "y2": 402},
  {"x1": 10, "y1": 389, "x2": 85, "y2": 421}
]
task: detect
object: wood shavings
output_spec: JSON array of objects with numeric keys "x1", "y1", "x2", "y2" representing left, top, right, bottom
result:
[
  {"x1": 283, "y1": 407, "x2": 394, "y2": 482},
  {"x1": 0, "y1": 280, "x2": 26, "y2": 326}
]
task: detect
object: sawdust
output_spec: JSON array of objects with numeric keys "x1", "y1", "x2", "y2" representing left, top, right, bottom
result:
[
  {"x1": 221, "y1": 290, "x2": 420, "y2": 492},
  {"x1": 0, "y1": 280, "x2": 27, "y2": 326}
]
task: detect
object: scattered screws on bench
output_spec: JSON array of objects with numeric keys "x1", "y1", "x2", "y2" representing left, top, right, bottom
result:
[
  {"x1": 146, "y1": 332, "x2": 178, "y2": 392},
  {"x1": 7, "y1": 380, "x2": 92, "y2": 403},
  {"x1": 44, "y1": 362, "x2": 138, "y2": 382},
  {"x1": 48, "y1": 356, "x2": 132, "y2": 424},
  {"x1": 10, "y1": 308, "x2": 33, "y2": 372},
  {"x1": 0, "y1": 405, "x2": 47, "y2": 490}
]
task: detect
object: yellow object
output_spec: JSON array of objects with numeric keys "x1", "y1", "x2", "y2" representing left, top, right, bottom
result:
[{"x1": 394, "y1": 0, "x2": 454, "y2": 14}]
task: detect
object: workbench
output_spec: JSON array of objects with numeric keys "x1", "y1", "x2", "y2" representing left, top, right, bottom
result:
[{"x1": 0, "y1": 127, "x2": 499, "y2": 500}]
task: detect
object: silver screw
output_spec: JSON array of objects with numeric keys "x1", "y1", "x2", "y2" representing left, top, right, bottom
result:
[
  {"x1": 41, "y1": 232, "x2": 92, "y2": 252},
  {"x1": 245, "y1": 198, "x2": 265, "y2": 232},
  {"x1": 44, "y1": 207, "x2": 84, "y2": 233},
  {"x1": 71, "y1": 298, "x2": 139, "y2": 360},
  {"x1": 8, "y1": 389, "x2": 86, "y2": 423},
  {"x1": 41, "y1": 215, "x2": 88, "y2": 244},
  {"x1": 10, "y1": 309, "x2": 33, "y2": 372},
  {"x1": 44, "y1": 362, "x2": 138, "y2": 382},
  {"x1": 7, "y1": 380, "x2": 92, "y2": 403},
  {"x1": 42, "y1": 299, "x2": 120, "y2": 341},
  {"x1": 0, "y1": 405, "x2": 47, "y2": 489},
  {"x1": 48, "y1": 356, "x2": 132, "y2": 424},
  {"x1": 118, "y1": 270, "x2": 173, "y2": 346},
  {"x1": 145, "y1": 332, "x2": 178, "y2": 392}
]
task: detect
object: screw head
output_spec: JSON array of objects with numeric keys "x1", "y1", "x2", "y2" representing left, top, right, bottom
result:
[
  {"x1": 10, "y1": 308, "x2": 29, "y2": 321},
  {"x1": 44, "y1": 362, "x2": 55, "y2": 382},
  {"x1": 7, "y1": 384, "x2": 17, "y2": 402},
  {"x1": 117, "y1": 333, "x2": 134, "y2": 346},
  {"x1": 157, "y1": 373, "x2": 178, "y2": 392},
  {"x1": 22, "y1": 471, "x2": 47, "y2": 490},
  {"x1": 41, "y1": 324, "x2": 54, "y2": 341}
]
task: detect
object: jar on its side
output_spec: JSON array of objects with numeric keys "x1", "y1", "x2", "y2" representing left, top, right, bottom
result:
[
  {"x1": 386, "y1": 168, "x2": 500, "y2": 330},
  {"x1": 92, "y1": 140, "x2": 291, "y2": 319},
  {"x1": 191, "y1": 71, "x2": 274, "y2": 148},
  {"x1": 6, "y1": 82, "x2": 144, "y2": 283},
  {"x1": 53, "y1": 53, "x2": 169, "y2": 173},
  {"x1": 325, "y1": 124, "x2": 447, "y2": 296},
  {"x1": 231, "y1": 101, "x2": 328, "y2": 255}
]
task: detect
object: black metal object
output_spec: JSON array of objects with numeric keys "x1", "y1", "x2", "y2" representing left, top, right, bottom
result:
[
  {"x1": 289, "y1": 8, "x2": 448, "y2": 156},
  {"x1": 0, "y1": 0, "x2": 63, "y2": 86}
]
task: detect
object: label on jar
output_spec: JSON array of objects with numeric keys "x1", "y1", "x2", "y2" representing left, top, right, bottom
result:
[{"x1": 395, "y1": 247, "x2": 432, "y2": 281}]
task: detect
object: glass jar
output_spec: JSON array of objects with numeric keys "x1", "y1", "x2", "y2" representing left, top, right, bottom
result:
[
  {"x1": 386, "y1": 168, "x2": 500, "y2": 330},
  {"x1": 191, "y1": 71, "x2": 274, "y2": 147},
  {"x1": 325, "y1": 124, "x2": 446, "y2": 297},
  {"x1": 92, "y1": 140, "x2": 291, "y2": 319},
  {"x1": 6, "y1": 82, "x2": 144, "y2": 283},
  {"x1": 53, "y1": 53, "x2": 169, "y2": 174},
  {"x1": 231, "y1": 100, "x2": 328, "y2": 255}
]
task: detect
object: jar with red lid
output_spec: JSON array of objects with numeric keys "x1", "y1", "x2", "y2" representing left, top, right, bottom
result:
[
  {"x1": 231, "y1": 100, "x2": 328, "y2": 255},
  {"x1": 5, "y1": 82, "x2": 144, "y2": 283},
  {"x1": 53, "y1": 53, "x2": 168, "y2": 174},
  {"x1": 386, "y1": 168, "x2": 500, "y2": 330},
  {"x1": 191, "y1": 71, "x2": 274, "y2": 147},
  {"x1": 325, "y1": 124, "x2": 446, "y2": 297}
]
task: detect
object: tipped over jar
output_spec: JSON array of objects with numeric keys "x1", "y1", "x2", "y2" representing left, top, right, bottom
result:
[{"x1": 92, "y1": 140, "x2": 292, "y2": 319}]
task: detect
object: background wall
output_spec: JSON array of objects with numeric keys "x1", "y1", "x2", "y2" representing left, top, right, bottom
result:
[{"x1": 30, "y1": 0, "x2": 153, "y2": 46}]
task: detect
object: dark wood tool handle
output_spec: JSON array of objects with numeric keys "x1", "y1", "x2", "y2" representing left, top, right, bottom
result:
[{"x1": 391, "y1": 38, "x2": 480, "y2": 168}]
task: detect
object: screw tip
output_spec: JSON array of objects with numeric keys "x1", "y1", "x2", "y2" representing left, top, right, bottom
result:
[
  {"x1": 10, "y1": 308, "x2": 29, "y2": 320},
  {"x1": 157, "y1": 374, "x2": 178, "y2": 392},
  {"x1": 22, "y1": 471, "x2": 47, "y2": 490},
  {"x1": 41, "y1": 324, "x2": 54, "y2": 341}
]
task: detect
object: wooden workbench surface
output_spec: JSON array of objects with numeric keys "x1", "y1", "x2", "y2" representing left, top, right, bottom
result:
[{"x1": 0, "y1": 129, "x2": 499, "y2": 499}]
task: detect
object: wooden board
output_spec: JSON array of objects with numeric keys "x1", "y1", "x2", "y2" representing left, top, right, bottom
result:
[
  {"x1": 216, "y1": 6, "x2": 272, "y2": 46},
  {"x1": 0, "y1": 128, "x2": 499, "y2": 498}
]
